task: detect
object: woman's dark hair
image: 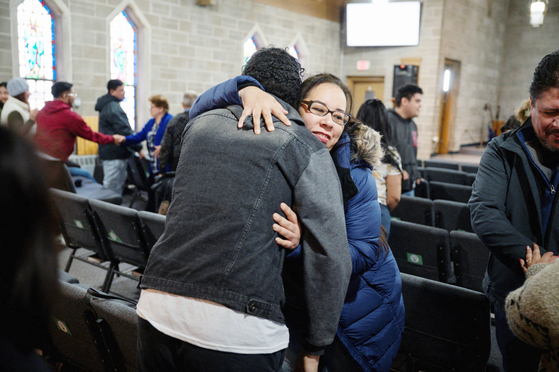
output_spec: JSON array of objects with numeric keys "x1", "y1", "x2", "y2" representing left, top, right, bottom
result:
[
  {"x1": 530, "y1": 50, "x2": 559, "y2": 102},
  {"x1": 356, "y1": 98, "x2": 400, "y2": 170},
  {"x1": 0, "y1": 127, "x2": 59, "y2": 352},
  {"x1": 13, "y1": 92, "x2": 29, "y2": 104},
  {"x1": 242, "y1": 47, "x2": 303, "y2": 109},
  {"x1": 300, "y1": 73, "x2": 353, "y2": 114}
]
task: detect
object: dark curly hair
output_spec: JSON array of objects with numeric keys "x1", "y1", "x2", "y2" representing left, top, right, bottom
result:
[
  {"x1": 242, "y1": 47, "x2": 303, "y2": 109},
  {"x1": 530, "y1": 50, "x2": 559, "y2": 102}
]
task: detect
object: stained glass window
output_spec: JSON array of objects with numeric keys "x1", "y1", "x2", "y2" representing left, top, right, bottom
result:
[
  {"x1": 110, "y1": 11, "x2": 136, "y2": 130},
  {"x1": 243, "y1": 37, "x2": 258, "y2": 66},
  {"x1": 17, "y1": 0, "x2": 55, "y2": 110}
]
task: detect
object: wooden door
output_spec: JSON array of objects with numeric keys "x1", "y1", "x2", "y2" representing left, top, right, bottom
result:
[
  {"x1": 347, "y1": 76, "x2": 385, "y2": 117},
  {"x1": 437, "y1": 59, "x2": 460, "y2": 154}
]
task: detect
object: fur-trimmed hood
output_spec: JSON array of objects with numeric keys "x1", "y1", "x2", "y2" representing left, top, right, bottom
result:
[{"x1": 348, "y1": 123, "x2": 384, "y2": 168}]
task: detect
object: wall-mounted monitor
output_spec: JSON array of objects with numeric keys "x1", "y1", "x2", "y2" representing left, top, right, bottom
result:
[{"x1": 346, "y1": 2, "x2": 421, "y2": 47}]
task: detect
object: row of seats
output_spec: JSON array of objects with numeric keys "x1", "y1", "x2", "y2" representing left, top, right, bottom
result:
[
  {"x1": 50, "y1": 188, "x2": 166, "y2": 296},
  {"x1": 419, "y1": 159, "x2": 479, "y2": 174},
  {"x1": 388, "y1": 219, "x2": 488, "y2": 293},
  {"x1": 392, "y1": 195, "x2": 473, "y2": 232},
  {"x1": 49, "y1": 276, "x2": 491, "y2": 372}
]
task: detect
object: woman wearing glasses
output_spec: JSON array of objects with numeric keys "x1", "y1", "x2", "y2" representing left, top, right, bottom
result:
[{"x1": 190, "y1": 73, "x2": 405, "y2": 372}]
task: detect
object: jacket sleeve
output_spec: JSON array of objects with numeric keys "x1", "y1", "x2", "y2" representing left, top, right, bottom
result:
[
  {"x1": 125, "y1": 119, "x2": 152, "y2": 144},
  {"x1": 345, "y1": 165, "x2": 381, "y2": 275},
  {"x1": 469, "y1": 140, "x2": 534, "y2": 271},
  {"x1": 505, "y1": 261, "x2": 559, "y2": 351},
  {"x1": 293, "y1": 149, "x2": 352, "y2": 354},
  {"x1": 68, "y1": 112, "x2": 114, "y2": 145},
  {"x1": 106, "y1": 102, "x2": 135, "y2": 136},
  {"x1": 189, "y1": 76, "x2": 264, "y2": 120},
  {"x1": 158, "y1": 119, "x2": 175, "y2": 171}
]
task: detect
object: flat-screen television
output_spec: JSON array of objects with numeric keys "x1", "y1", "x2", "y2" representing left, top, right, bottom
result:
[{"x1": 346, "y1": 2, "x2": 421, "y2": 47}]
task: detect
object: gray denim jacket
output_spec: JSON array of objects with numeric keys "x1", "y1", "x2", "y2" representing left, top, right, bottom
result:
[{"x1": 140, "y1": 101, "x2": 352, "y2": 351}]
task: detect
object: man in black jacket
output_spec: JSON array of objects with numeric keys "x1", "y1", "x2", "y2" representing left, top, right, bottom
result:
[
  {"x1": 470, "y1": 50, "x2": 559, "y2": 372},
  {"x1": 95, "y1": 79, "x2": 141, "y2": 195},
  {"x1": 387, "y1": 84, "x2": 423, "y2": 195}
]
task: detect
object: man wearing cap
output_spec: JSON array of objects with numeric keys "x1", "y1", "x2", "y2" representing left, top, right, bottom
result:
[
  {"x1": 0, "y1": 77, "x2": 38, "y2": 136},
  {"x1": 35, "y1": 82, "x2": 125, "y2": 181}
]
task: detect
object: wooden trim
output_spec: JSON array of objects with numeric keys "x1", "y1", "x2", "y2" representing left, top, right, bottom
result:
[{"x1": 250, "y1": 0, "x2": 345, "y2": 22}]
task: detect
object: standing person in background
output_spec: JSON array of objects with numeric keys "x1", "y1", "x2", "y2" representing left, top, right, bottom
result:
[
  {"x1": 95, "y1": 79, "x2": 141, "y2": 196},
  {"x1": 0, "y1": 126, "x2": 59, "y2": 371},
  {"x1": 357, "y1": 98, "x2": 403, "y2": 238},
  {"x1": 34, "y1": 82, "x2": 124, "y2": 181},
  {"x1": 156, "y1": 91, "x2": 198, "y2": 172},
  {"x1": 119, "y1": 94, "x2": 173, "y2": 212},
  {"x1": 0, "y1": 82, "x2": 9, "y2": 114},
  {"x1": 0, "y1": 77, "x2": 38, "y2": 136},
  {"x1": 151, "y1": 91, "x2": 197, "y2": 214},
  {"x1": 387, "y1": 84, "x2": 423, "y2": 196},
  {"x1": 470, "y1": 50, "x2": 559, "y2": 372}
]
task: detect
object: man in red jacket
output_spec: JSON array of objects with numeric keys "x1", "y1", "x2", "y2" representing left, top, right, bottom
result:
[{"x1": 35, "y1": 82, "x2": 125, "y2": 163}]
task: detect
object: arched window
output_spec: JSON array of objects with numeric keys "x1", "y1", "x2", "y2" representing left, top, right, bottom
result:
[
  {"x1": 110, "y1": 11, "x2": 137, "y2": 130},
  {"x1": 16, "y1": 0, "x2": 55, "y2": 110},
  {"x1": 288, "y1": 33, "x2": 309, "y2": 70},
  {"x1": 242, "y1": 24, "x2": 267, "y2": 67}
]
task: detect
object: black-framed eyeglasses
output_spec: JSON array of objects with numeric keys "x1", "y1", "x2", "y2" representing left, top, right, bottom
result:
[{"x1": 302, "y1": 100, "x2": 350, "y2": 126}]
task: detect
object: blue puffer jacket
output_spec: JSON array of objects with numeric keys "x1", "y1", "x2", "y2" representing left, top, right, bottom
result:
[{"x1": 333, "y1": 126, "x2": 405, "y2": 372}]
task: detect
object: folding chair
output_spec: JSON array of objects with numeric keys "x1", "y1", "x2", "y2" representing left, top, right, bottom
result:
[
  {"x1": 422, "y1": 167, "x2": 470, "y2": 185},
  {"x1": 50, "y1": 189, "x2": 115, "y2": 287},
  {"x1": 415, "y1": 179, "x2": 430, "y2": 199},
  {"x1": 46, "y1": 281, "x2": 105, "y2": 372},
  {"x1": 423, "y1": 160, "x2": 460, "y2": 170},
  {"x1": 126, "y1": 155, "x2": 151, "y2": 208},
  {"x1": 460, "y1": 164, "x2": 479, "y2": 174},
  {"x1": 395, "y1": 273, "x2": 491, "y2": 371},
  {"x1": 429, "y1": 181, "x2": 473, "y2": 203},
  {"x1": 434, "y1": 199, "x2": 473, "y2": 232},
  {"x1": 89, "y1": 199, "x2": 150, "y2": 293},
  {"x1": 388, "y1": 219, "x2": 452, "y2": 283},
  {"x1": 138, "y1": 211, "x2": 166, "y2": 252},
  {"x1": 450, "y1": 231, "x2": 489, "y2": 293},
  {"x1": 391, "y1": 195, "x2": 434, "y2": 226},
  {"x1": 88, "y1": 289, "x2": 139, "y2": 372}
]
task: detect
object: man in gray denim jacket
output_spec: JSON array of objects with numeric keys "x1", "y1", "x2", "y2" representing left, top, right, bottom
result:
[{"x1": 137, "y1": 48, "x2": 352, "y2": 372}]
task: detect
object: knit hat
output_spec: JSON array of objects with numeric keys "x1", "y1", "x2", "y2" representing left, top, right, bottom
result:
[{"x1": 7, "y1": 78, "x2": 29, "y2": 96}]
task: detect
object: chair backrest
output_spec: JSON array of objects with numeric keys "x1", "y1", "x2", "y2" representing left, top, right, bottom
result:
[
  {"x1": 429, "y1": 181, "x2": 472, "y2": 203},
  {"x1": 388, "y1": 219, "x2": 452, "y2": 282},
  {"x1": 398, "y1": 273, "x2": 491, "y2": 371},
  {"x1": 423, "y1": 160, "x2": 460, "y2": 170},
  {"x1": 414, "y1": 179, "x2": 430, "y2": 199},
  {"x1": 89, "y1": 199, "x2": 149, "y2": 268},
  {"x1": 391, "y1": 195, "x2": 434, "y2": 226},
  {"x1": 49, "y1": 188, "x2": 107, "y2": 260},
  {"x1": 89, "y1": 293, "x2": 139, "y2": 372},
  {"x1": 47, "y1": 281, "x2": 105, "y2": 372},
  {"x1": 126, "y1": 155, "x2": 150, "y2": 192},
  {"x1": 460, "y1": 163, "x2": 479, "y2": 174},
  {"x1": 138, "y1": 211, "x2": 166, "y2": 251},
  {"x1": 450, "y1": 230, "x2": 489, "y2": 293},
  {"x1": 467, "y1": 172, "x2": 477, "y2": 186},
  {"x1": 40, "y1": 156, "x2": 77, "y2": 193},
  {"x1": 433, "y1": 199, "x2": 473, "y2": 232},
  {"x1": 422, "y1": 167, "x2": 470, "y2": 185}
]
